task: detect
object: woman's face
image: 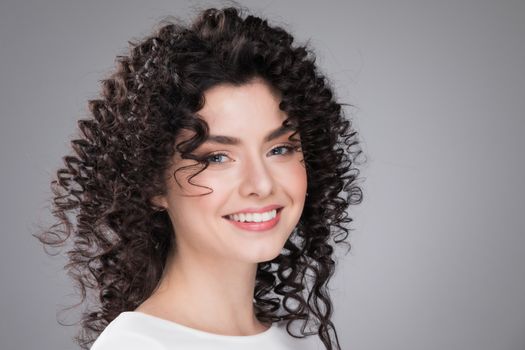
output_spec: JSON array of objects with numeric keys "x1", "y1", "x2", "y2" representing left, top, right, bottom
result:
[{"x1": 155, "y1": 78, "x2": 308, "y2": 265}]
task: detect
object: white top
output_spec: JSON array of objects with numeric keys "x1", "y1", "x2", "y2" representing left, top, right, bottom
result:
[{"x1": 90, "y1": 311, "x2": 323, "y2": 350}]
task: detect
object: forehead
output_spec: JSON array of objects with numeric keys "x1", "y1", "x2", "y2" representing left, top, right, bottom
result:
[
  {"x1": 200, "y1": 79, "x2": 285, "y2": 126},
  {"x1": 177, "y1": 80, "x2": 294, "y2": 143}
]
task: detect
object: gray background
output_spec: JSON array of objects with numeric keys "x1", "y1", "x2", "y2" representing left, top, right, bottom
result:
[{"x1": 1, "y1": 0, "x2": 524, "y2": 349}]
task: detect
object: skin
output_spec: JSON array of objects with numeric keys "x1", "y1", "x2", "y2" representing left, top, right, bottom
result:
[{"x1": 136, "y1": 78, "x2": 308, "y2": 336}]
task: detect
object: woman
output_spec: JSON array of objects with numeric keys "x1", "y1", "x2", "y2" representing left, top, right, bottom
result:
[{"x1": 37, "y1": 6, "x2": 363, "y2": 350}]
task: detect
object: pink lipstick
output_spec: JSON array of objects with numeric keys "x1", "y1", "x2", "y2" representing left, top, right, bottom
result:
[{"x1": 223, "y1": 207, "x2": 283, "y2": 232}]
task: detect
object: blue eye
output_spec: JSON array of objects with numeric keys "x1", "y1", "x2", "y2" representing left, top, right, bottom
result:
[
  {"x1": 204, "y1": 144, "x2": 299, "y2": 165},
  {"x1": 206, "y1": 153, "x2": 229, "y2": 163},
  {"x1": 270, "y1": 145, "x2": 296, "y2": 156}
]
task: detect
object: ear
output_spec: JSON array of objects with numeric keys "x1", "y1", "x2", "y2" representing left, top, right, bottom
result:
[{"x1": 150, "y1": 195, "x2": 168, "y2": 210}]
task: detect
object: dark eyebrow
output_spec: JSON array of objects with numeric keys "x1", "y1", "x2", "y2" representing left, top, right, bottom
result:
[{"x1": 205, "y1": 125, "x2": 297, "y2": 145}]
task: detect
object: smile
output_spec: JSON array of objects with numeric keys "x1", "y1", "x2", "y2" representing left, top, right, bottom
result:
[
  {"x1": 227, "y1": 209, "x2": 277, "y2": 223},
  {"x1": 223, "y1": 208, "x2": 283, "y2": 231}
]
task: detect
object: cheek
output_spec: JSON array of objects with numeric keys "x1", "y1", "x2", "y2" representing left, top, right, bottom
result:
[
  {"x1": 171, "y1": 169, "x2": 232, "y2": 218},
  {"x1": 167, "y1": 184, "x2": 227, "y2": 232},
  {"x1": 171, "y1": 163, "x2": 228, "y2": 196},
  {"x1": 275, "y1": 159, "x2": 308, "y2": 196}
]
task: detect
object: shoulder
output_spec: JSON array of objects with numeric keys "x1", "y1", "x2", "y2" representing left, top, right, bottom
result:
[{"x1": 90, "y1": 313, "x2": 166, "y2": 350}]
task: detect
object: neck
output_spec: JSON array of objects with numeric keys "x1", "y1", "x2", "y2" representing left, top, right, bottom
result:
[{"x1": 136, "y1": 245, "x2": 270, "y2": 335}]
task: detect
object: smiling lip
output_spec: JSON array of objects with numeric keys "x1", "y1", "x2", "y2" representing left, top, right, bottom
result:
[
  {"x1": 224, "y1": 208, "x2": 282, "y2": 232},
  {"x1": 225, "y1": 204, "x2": 283, "y2": 216}
]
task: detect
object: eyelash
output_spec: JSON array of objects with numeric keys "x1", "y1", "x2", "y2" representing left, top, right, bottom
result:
[{"x1": 204, "y1": 144, "x2": 299, "y2": 164}]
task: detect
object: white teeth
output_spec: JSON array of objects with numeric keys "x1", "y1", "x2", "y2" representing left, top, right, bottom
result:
[{"x1": 228, "y1": 209, "x2": 277, "y2": 223}]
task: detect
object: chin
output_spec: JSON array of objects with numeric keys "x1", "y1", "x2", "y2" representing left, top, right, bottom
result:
[{"x1": 248, "y1": 243, "x2": 286, "y2": 263}]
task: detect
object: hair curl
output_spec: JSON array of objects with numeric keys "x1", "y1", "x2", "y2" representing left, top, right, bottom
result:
[{"x1": 36, "y1": 6, "x2": 364, "y2": 350}]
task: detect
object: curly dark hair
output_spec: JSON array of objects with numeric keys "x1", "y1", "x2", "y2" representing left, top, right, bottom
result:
[{"x1": 35, "y1": 6, "x2": 364, "y2": 350}]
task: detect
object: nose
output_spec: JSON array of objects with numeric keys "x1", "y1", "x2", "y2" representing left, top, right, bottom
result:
[{"x1": 238, "y1": 154, "x2": 275, "y2": 198}]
